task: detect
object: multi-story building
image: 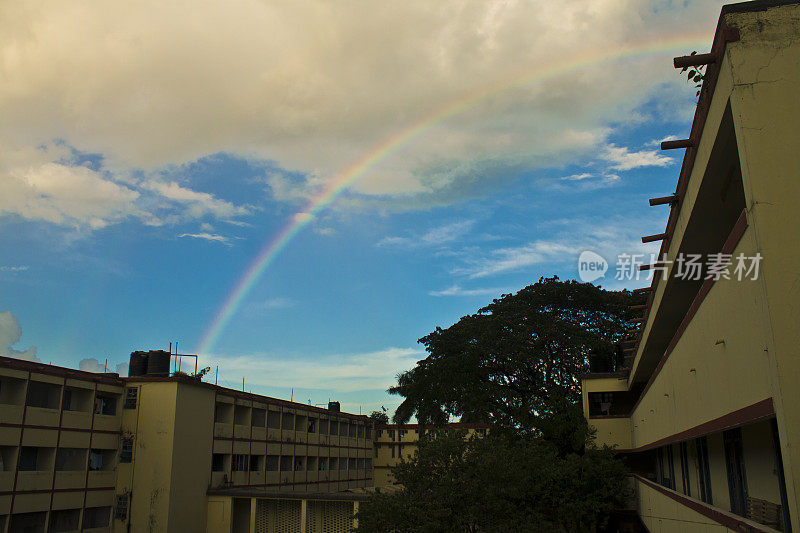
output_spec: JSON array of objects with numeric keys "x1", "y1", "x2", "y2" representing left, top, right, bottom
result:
[
  {"x1": 582, "y1": 1, "x2": 800, "y2": 532},
  {"x1": 372, "y1": 423, "x2": 489, "y2": 487},
  {"x1": 0, "y1": 351, "x2": 374, "y2": 532}
]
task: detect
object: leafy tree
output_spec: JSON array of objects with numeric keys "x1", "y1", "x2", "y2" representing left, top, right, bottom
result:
[
  {"x1": 356, "y1": 429, "x2": 631, "y2": 533},
  {"x1": 390, "y1": 277, "x2": 639, "y2": 432},
  {"x1": 173, "y1": 366, "x2": 211, "y2": 381},
  {"x1": 369, "y1": 408, "x2": 390, "y2": 424}
]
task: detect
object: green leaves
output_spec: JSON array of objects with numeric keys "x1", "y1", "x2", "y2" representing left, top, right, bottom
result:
[{"x1": 680, "y1": 50, "x2": 705, "y2": 98}]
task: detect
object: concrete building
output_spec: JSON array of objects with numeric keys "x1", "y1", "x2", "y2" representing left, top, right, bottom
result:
[
  {"x1": 581, "y1": 1, "x2": 800, "y2": 532},
  {"x1": 372, "y1": 423, "x2": 489, "y2": 487},
  {"x1": 0, "y1": 353, "x2": 374, "y2": 532}
]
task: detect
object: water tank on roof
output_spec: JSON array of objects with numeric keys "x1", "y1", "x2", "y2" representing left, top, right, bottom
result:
[
  {"x1": 146, "y1": 350, "x2": 171, "y2": 377},
  {"x1": 129, "y1": 351, "x2": 148, "y2": 377},
  {"x1": 328, "y1": 401, "x2": 340, "y2": 412}
]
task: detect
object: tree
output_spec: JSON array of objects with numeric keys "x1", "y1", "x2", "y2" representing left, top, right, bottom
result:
[
  {"x1": 356, "y1": 430, "x2": 631, "y2": 533},
  {"x1": 369, "y1": 409, "x2": 390, "y2": 424},
  {"x1": 390, "y1": 277, "x2": 639, "y2": 432}
]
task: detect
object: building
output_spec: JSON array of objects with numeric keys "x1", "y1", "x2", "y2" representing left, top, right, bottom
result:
[
  {"x1": 581, "y1": 1, "x2": 800, "y2": 532},
  {"x1": 372, "y1": 423, "x2": 489, "y2": 487},
  {"x1": 0, "y1": 352, "x2": 375, "y2": 532}
]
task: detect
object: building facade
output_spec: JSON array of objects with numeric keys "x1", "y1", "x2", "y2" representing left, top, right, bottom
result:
[
  {"x1": 0, "y1": 354, "x2": 374, "y2": 532},
  {"x1": 372, "y1": 423, "x2": 489, "y2": 487},
  {"x1": 582, "y1": 2, "x2": 800, "y2": 532}
]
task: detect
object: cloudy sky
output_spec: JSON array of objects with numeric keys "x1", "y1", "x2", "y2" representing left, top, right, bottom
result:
[{"x1": 0, "y1": 0, "x2": 726, "y2": 415}]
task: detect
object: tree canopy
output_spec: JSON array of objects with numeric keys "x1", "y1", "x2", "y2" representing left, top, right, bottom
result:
[
  {"x1": 390, "y1": 277, "x2": 639, "y2": 431},
  {"x1": 356, "y1": 430, "x2": 631, "y2": 533}
]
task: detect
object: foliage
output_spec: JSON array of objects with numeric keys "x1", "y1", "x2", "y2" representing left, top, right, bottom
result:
[
  {"x1": 681, "y1": 51, "x2": 706, "y2": 97},
  {"x1": 369, "y1": 408, "x2": 390, "y2": 424},
  {"x1": 390, "y1": 277, "x2": 639, "y2": 431},
  {"x1": 173, "y1": 366, "x2": 211, "y2": 381},
  {"x1": 356, "y1": 429, "x2": 631, "y2": 533}
]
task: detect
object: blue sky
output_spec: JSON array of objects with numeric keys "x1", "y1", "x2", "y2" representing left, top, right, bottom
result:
[{"x1": 0, "y1": 0, "x2": 727, "y2": 415}]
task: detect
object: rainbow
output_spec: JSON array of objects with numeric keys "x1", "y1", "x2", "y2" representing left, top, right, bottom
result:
[{"x1": 196, "y1": 30, "x2": 710, "y2": 355}]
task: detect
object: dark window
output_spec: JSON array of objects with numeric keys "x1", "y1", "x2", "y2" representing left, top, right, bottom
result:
[
  {"x1": 376, "y1": 429, "x2": 383, "y2": 439},
  {"x1": 50, "y1": 509, "x2": 80, "y2": 532},
  {"x1": 18, "y1": 447, "x2": 38, "y2": 471},
  {"x1": 120, "y1": 437, "x2": 133, "y2": 463},
  {"x1": 387, "y1": 430, "x2": 394, "y2": 440},
  {"x1": 249, "y1": 455, "x2": 262, "y2": 472},
  {"x1": 211, "y1": 454, "x2": 226, "y2": 472},
  {"x1": 340, "y1": 422, "x2": 349, "y2": 437},
  {"x1": 357, "y1": 425, "x2": 364, "y2": 438},
  {"x1": 696, "y1": 436, "x2": 713, "y2": 504},
  {"x1": 26, "y1": 381, "x2": 60, "y2": 409},
  {"x1": 9, "y1": 512, "x2": 46, "y2": 532},
  {"x1": 329, "y1": 420, "x2": 339, "y2": 435},
  {"x1": 280, "y1": 456, "x2": 293, "y2": 471},
  {"x1": 318, "y1": 457, "x2": 326, "y2": 471},
  {"x1": 348, "y1": 458, "x2": 356, "y2": 470},
  {"x1": 308, "y1": 418, "x2": 316, "y2": 433},
  {"x1": 265, "y1": 455, "x2": 279, "y2": 471},
  {"x1": 365, "y1": 426, "x2": 371, "y2": 439},
  {"x1": 55, "y1": 448, "x2": 85, "y2": 471},
  {"x1": 124, "y1": 387, "x2": 138, "y2": 409},
  {"x1": 390, "y1": 445, "x2": 395, "y2": 459},
  {"x1": 89, "y1": 449, "x2": 115, "y2": 471},
  {"x1": 338, "y1": 457, "x2": 347, "y2": 470},
  {"x1": 94, "y1": 394, "x2": 117, "y2": 416},
  {"x1": 657, "y1": 446, "x2": 675, "y2": 490},
  {"x1": 251, "y1": 408, "x2": 266, "y2": 427},
  {"x1": 357, "y1": 458, "x2": 365, "y2": 470},
  {"x1": 349, "y1": 424, "x2": 357, "y2": 438},
  {"x1": 365, "y1": 458, "x2": 372, "y2": 470},
  {"x1": 114, "y1": 494, "x2": 129, "y2": 521},
  {"x1": 318, "y1": 419, "x2": 329, "y2": 434},
  {"x1": 294, "y1": 456, "x2": 304, "y2": 471},
  {"x1": 679, "y1": 441, "x2": 691, "y2": 496},
  {"x1": 83, "y1": 506, "x2": 111, "y2": 528},
  {"x1": 282, "y1": 412, "x2": 294, "y2": 430},
  {"x1": 723, "y1": 428, "x2": 748, "y2": 517},
  {"x1": 232, "y1": 454, "x2": 248, "y2": 471},
  {"x1": 267, "y1": 410, "x2": 281, "y2": 429}
]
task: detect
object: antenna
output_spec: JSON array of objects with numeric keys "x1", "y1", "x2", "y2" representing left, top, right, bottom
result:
[{"x1": 215, "y1": 365, "x2": 218, "y2": 385}]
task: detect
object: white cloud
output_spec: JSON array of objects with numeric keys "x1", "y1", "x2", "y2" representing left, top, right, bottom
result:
[
  {"x1": 601, "y1": 143, "x2": 674, "y2": 171},
  {"x1": 378, "y1": 220, "x2": 475, "y2": 248},
  {"x1": 79, "y1": 358, "x2": 128, "y2": 375},
  {"x1": 428, "y1": 285, "x2": 510, "y2": 297},
  {"x1": 0, "y1": 310, "x2": 39, "y2": 363},
  {"x1": 0, "y1": 265, "x2": 28, "y2": 272},
  {"x1": 455, "y1": 241, "x2": 579, "y2": 278},
  {"x1": 646, "y1": 134, "x2": 680, "y2": 147},
  {"x1": 207, "y1": 347, "x2": 423, "y2": 394},
  {"x1": 178, "y1": 232, "x2": 234, "y2": 245},
  {"x1": 560, "y1": 173, "x2": 594, "y2": 181},
  {"x1": 146, "y1": 181, "x2": 249, "y2": 219},
  {"x1": 0, "y1": 1, "x2": 721, "y2": 214}
]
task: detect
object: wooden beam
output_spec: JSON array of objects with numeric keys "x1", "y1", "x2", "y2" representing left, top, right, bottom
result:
[
  {"x1": 661, "y1": 139, "x2": 694, "y2": 150},
  {"x1": 632, "y1": 287, "x2": 652, "y2": 294},
  {"x1": 642, "y1": 233, "x2": 668, "y2": 244},
  {"x1": 628, "y1": 317, "x2": 644, "y2": 324},
  {"x1": 673, "y1": 53, "x2": 715, "y2": 69},
  {"x1": 629, "y1": 304, "x2": 647, "y2": 311},
  {"x1": 649, "y1": 195, "x2": 677, "y2": 206}
]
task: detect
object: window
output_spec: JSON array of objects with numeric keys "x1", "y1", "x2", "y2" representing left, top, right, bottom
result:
[
  {"x1": 308, "y1": 417, "x2": 316, "y2": 433},
  {"x1": 18, "y1": 447, "x2": 38, "y2": 471},
  {"x1": 365, "y1": 458, "x2": 372, "y2": 470},
  {"x1": 357, "y1": 458, "x2": 365, "y2": 470},
  {"x1": 0, "y1": 446, "x2": 15, "y2": 471},
  {"x1": 376, "y1": 430, "x2": 383, "y2": 439},
  {"x1": 357, "y1": 425, "x2": 364, "y2": 438},
  {"x1": 390, "y1": 445, "x2": 395, "y2": 459},
  {"x1": 349, "y1": 424, "x2": 357, "y2": 438},
  {"x1": 679, "y1": 442, "x2": 691, "y2": 496},
  {"x1": 232, "y1": 454, "x2": 248, "y2": 471},
  {"x1": 318, "y1": 458, "x2": 326, "y2": 471},
  {"x1": 83, "y1": 506, "x2": 111, "y2": 528},
  {"x1": 723, "y1": 428, "x2": 748, "y2": 517},
  {"x1": 365, "y1": 426, "x2": 371, "y2": 439},
  {"x1": 120, "y1": 437, "x2": 133, "y2": 463},
  {"x1": 265, "y1": 455, "x2": 279, "y2": 471},
  {"x1": 294, "y1": 456, "x2": 304, "y2": 471},
  {"x1": 50, "y1": 509, "x2": 80, "y2": 532},
  {"x1": 234, "y1": 405, "x2": 250, "y2": 425},
  {"x1": 329, "y1": 420, "x2": 339, "y2": 435},
  {"x1": 211, "y1": 454, "x2": 227, "y2": 472},
  {"x1": 348, "y1": 458, "x2": 356, "y2": 470},
  {"x1": 94, "y1": 394, "x2": 117, "y2": 416},
  {"x1": 294, "y1": 415, "x2": 307, "y2": 432},
  {"x1": 657, "y1": 446, "x2": 675, "y2": 490},
  {"x1": 124, "y1": 387, "x2": 138, "y2": 409},
  {"x1": 26, "y1": 381, "x2": 61, "y2": 409},
  {"x1": 249, "y1": 455, "x2": 262, "y2": 472},
  {"x1": 338, "y1": 457, "x2": 347, "y2": 470},
  {"x1": 214, "y1": 403, "x2": 232, "y2": 423},
  {"x1": 251, "y1": 408, "x2": 266, "y2": 427},
  {"x1": 114, "y1": 494, "x2": 129, "y2": 521},
  {"x1": 282, "y1": 412, "x2": 294, "y2": 430},
  {"x1": 398, "y1": 430, "x2": 406, "y2": 440},
  {"x1": 340, "y1": 423, "x2": 349, "y2": 437},
  {"x1": 89, "y1": 449, "x2": 116, "y2": 471},
  {"x1": 387, "y1": 430, "x2": 395, "y2": 440},
  {"x1": 9, "y1": 512, "x2": 46, "y2": 532},
  {"x1": 280, "y1": 456, "x2": 293, "y2": 471},
  {"x1": 267, "y1": 410, "x2": 281, "y2": 429},
  {"x1": 55, "y1": 448, "x2": 86, "y2": 471},
  {"x1": 329, "y1": 457, "x2": 338, "y2": 471},
  {"x1": 696, "y1": 436, "x2": 713, "y2": 504},
  {"x1": 318, "y1": 419, "x2": 328, "y2": 434},
  {"x1": 307, "y1": 457, "x2": 317, "y2": 471}
]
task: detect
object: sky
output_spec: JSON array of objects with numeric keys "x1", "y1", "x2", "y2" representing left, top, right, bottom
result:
[{"x1": 0, "y1": 0, "x2": 728, "y2": 416}]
